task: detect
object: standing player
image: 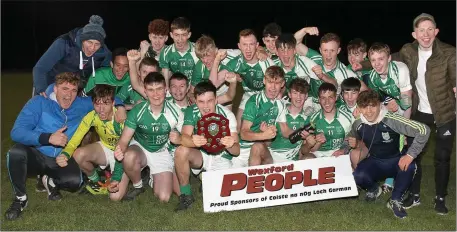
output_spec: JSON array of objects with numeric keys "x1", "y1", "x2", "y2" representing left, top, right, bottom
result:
[
  {"x1": 269, "y1": 78, "x2": 315, "y2": 162},
  {"x1": 307, "y1": 83, "x2": 354, "y2": 159},
  {"x1": 56, "y1": 85, "x2": 128, "y2": 200},
  {"x1": 368, "y1": 43, "x2": 413, "y2": 118},
  {"x1": 114, "y1": 72, "x2": 182, "y2": 202},
  {"x1": 140, "y1": 19, "x2": 170, "y2": 61},
  {"x1": 262, "y1": 22, "x2": 282, "y2": 60},
  {"x1": 221, "y1": 29, "x2": 275, "y2": 131},
  {"x1": 191, "y1": 35, "x2": 240, "y2": 108},
  {"x1": 349, "y1": 89, "x2": 429, "y2": 219},
  {"x1": 346, "y1": 38, "x2": 372, "y2": 86},
  {"x1": 159, "y1": 17, "x2": 199, "y2": 87},
  {"x1": 174, "y1": 81, "x2": 239, "y2": 211}
]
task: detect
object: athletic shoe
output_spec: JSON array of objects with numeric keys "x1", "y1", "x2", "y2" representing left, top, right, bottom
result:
[
  {"x1": 387, "y1": 199, "x2": 407, "y2": 219},
  {"x1": 42, "y1": 175, "x2": 62, "y2": 201},
  {"x1": 175, "y1": 194, "x2": 195, "y2": 211},
  {"x1": 402, "y1": 193, "x2": 421, "y2": 209},
  {"x1": 36, "y1": 175, "x2": 47, "y2": 192},
  {"x1": 85, "y1": 180, "x2": 108, "y2": 195},
  {"x1": 434, "y1": 196, "x2": 448, "y2": 215},
  {"x1": 123, "y1": 187, "x2": 145, "y2": 201},
  {"x1": 4, "y1": 198, "x2": 28, "y2": 220},
  {"x1": 365, "y1": 186, "x2": 382, "y2": 202}
]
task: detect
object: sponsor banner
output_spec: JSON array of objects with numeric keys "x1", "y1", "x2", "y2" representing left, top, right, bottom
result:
[{"x1": 202, "y1": 155, "x2": 358, "y2": 213}]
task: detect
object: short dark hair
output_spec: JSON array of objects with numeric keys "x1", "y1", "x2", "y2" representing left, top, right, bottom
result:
[
  {"x1": 194, "y1": 81, "x2": 216, "y2": 98},
  {"x1": 169, "y1": 72, "x2": 189, "y2": 87},
  {"x1": 289, "y1": 78, "x2": 310, "y2": 94},
  {"x1": 239, "y1": 29, "x2": 257, "y2": 41},
  {"x1": 357, "y1": 89, "x2": 381, "y2": 108},
  {"x1": 171, "y1": 17, "x2": 191, "y2": 32},
  {"x1": 263, "y1": 23, "x2": 282, "y2": 38},
  {"x1": 318, "y1": 82, "x2": 337, "y2": 96},
  {"x1": 275, "y1": 33, "x2": 296, "y2": 49},
  {"x1": 92, "y1": 84, "x2": 115, "y2": 103},
  {"x1": 347, "y1": 38, "x2": 367, "y2": 54},
  {"x1": 111, "y1": 47, "x2": 129, "y2": 63},
  {"x1": 341, "y1": 77, "x2": 361, "y2": 92},
  {"x1": 143, "y1": 72, "x2": 166, "y2": 87},
  {"x1": 139, "y1": 57, "x2": 159, "y2": 70}
]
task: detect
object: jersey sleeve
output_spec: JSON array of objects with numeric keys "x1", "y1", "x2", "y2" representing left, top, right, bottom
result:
[
  {"x1": 191, "y1": 61, "x2": 203, "y2": 87},
  {"x1": 110, "y1": 159, "x2": 124, "y2": 182},
  {"x1": 183, "y1": 106, "x2": 196, "y2": 126},
  {"x1": 276, "y1": 101, "x2": 287, "y2": 123},
  {"x1": 396, "y1": 62, "x2": 413, "y2": 92},
  {"x1": 61, "y1": 111, "x2": 95, "y2": 158},
  {"x1": 223, "y1": 49, "x2": 242, "y2": 65},
  {"x1": 299, "y1": 56, "x2": 320, "y2": 80},
  {"x1": 226, "y1": 110, "x2": 238, "y2": 133},
  {"x1": 221, "y1": 56, "x2": 239, "y2": 72},
  {"x1": 116, "y1": 84, "x2": 130, "y2": 103},
  {"x1": 306, "y1": 48, "x2": 323, "y2": 64},
  {"x1": 159, "y1": 46, "x2": 170, "y2": 69},
  {"x1": 125, "y1": 105, "x2": 140, "y2": 130},
  {"x1": 241, "y1": 96, "x2": 257, "y2": 122}
]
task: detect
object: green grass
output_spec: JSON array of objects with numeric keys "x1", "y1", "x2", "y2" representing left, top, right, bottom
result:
[{"x1": 1, "y1": 73, "x2": 456, "y2": 230}]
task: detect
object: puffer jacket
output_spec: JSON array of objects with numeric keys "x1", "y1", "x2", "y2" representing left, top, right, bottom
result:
[{"x1": 398, "y1": 38, "x2": 456, "y2": 126}]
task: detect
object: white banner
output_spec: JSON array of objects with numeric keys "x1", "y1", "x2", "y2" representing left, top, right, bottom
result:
[{"x1": 202, "y1": 155, "x2": 358, "y2": 213}]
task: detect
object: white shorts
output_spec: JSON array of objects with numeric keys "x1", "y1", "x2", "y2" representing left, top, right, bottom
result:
[
  {"x1": 191, "y1": 150, "x2": 232, "y2": 175},
  {"x1": 129, "y1": 140, "x2": 173, "y2": 175},
  {"x1": 231, "y1": 147, "x2": 251, "y2": 168},
  {"x1": 97, "y1": 141, "x2": 116, "y2": 173},
  {"x1": 269, "y1": 146, "x2": 300, "y2": 164},
  {"x1": 312, "y1": 149, "x2": 338, "y2": 158}
]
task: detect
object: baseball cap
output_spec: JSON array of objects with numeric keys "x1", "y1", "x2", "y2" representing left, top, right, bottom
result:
[{"x1": 413, "y1": 13, "x2": 436, "y2": 29}]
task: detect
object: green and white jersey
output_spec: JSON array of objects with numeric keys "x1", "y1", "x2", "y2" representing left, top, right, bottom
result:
[
  {"x1": 83, "y1": 67, "x2": 130, "y2": 96},
  {"x1": 159, "y1": 41, "x2": 199, "y2": 79},
  {"x1": 270, "y1": 106, "x2": 310, "y2": 160},
  {"x1": 310, "y1": 107, "x2": 354, "y2": 151},
  {"x1": 338, "y1": 103, "x2": 357, "y2": 114},
  {"x1": 166, "y1": 98, "x2": 191, "y2": 114},
  {"x1": 116, "y1": 84, "x2": 145, "y2": 105},
  {"x1": 306, "y1": 49, "x2": 358, "y2": 103},
  {"x1": 369, "y1": 61, "x2": 412, "y2": 99},
  {"x1": 191, "y1": 49, "x2": 241, "y2": 96},
  {"x1": 182, "y1": 104, "x2": 237, "y2": 157},
  {"x1": 222, "y1": 55, "x2": 274, "y2": 94},
  {"x1": 125, "y1": 100, "x2": 183, "y2": 153},
  {"x1": 240, "y1": 91, "x2": 287, "y2": 148},
  {"x1": 274, "y1": 54, "x2": 320, "y2": 90}
]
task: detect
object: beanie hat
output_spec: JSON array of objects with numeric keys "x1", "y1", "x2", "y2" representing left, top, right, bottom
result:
[{"x1": 80, "y1": 15, "x2": 106, "y2": 45}]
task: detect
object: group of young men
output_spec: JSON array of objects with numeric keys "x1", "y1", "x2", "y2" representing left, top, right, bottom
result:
[{"x1": 5, "y1": 12, "x2": 455, "y2": 221}]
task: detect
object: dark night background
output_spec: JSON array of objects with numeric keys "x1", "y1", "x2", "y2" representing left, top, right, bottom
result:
[{"x1": 1, "y1": 1, "x2": 456, "y2": 71}]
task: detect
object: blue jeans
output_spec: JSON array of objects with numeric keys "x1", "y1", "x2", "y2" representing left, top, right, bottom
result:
[{"x1": 353, "y1": 155, "x2": 416, "y2": 201}]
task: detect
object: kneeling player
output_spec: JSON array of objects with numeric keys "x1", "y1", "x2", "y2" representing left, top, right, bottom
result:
[
  {"x1": 268, "y1": 78, "x2": 315, "y2": 163},
  {"x1": 306, "y1": 83, "x2": 354, "y2": 159},
  {"x1": 174, "y1": 81, "x2": 239, "y2": 211},
  {"x1": 56, "y1": 85, "x2": 128, "y2": 201},
  {"x1": 348, "y1": 90, "x2": 430, "y2": 219},
  {"x1": 114, "y1": 72, "x2": 183, "y2": 202}
]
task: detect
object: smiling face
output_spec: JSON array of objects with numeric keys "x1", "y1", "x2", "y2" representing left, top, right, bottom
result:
[
  {"x1": 144, "y1": 82, "x2": 166, "y2": 107},
  {"x1": 369, "y1": 51, "x2": 391, "y2": 75},
  {"x1": 288, "y1": 89, "x2": 307, "y2": 109},
  {"x1": 359, "y1": 103, "x2": 381, "y2": 123},
  {"x1": 110, "y1": 55, "x2": 129, "y2": 80},
  {"x1": 319, "y1": 90, "x2": 337, "y2": 114},
  {"x1": 412, "y1": 20, "x2": 439, "y2": 51},
  {"x1": 169, "y1": 78, "x2": 188, "y2": 101},
  {"x1": 263, "y1": 36, "x2": 278, "y2": 54}
]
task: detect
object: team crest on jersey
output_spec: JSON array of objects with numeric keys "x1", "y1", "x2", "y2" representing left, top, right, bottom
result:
[
  {"x1": 161, "y1": 123, "x2": 169, "y2": 131},
  {"x1": 382, "y1": 132, "x2": 390, "y2": 141},
  {"x1": 187, "y1": 60, "x2": 193, "y2": 66}
]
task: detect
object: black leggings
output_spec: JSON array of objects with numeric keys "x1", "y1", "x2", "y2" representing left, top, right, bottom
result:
[
  {"x1": 6, "y1": 143, "x2": 82, "y2": 197},
  {"x1": 408, "y1": 111, "x2": 455, "y2": 198}
]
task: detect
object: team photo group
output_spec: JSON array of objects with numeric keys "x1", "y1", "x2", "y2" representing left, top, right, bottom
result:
[{"x1": 4, "y1": 11, "x2": 455, "y2": 221}]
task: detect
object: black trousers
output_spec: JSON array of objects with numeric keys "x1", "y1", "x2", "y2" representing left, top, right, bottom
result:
[
  {"x1": 6, "y1": 143, "x2": 82, "y2": 197},
  {"x1": 408, "y1": 111, "x2": 456, "y2": 198}
]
